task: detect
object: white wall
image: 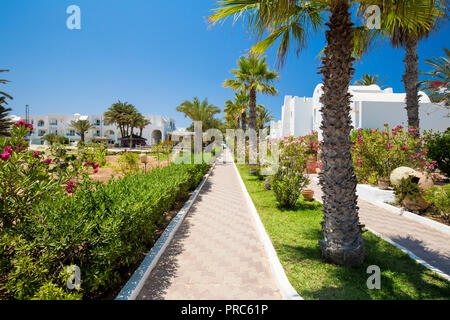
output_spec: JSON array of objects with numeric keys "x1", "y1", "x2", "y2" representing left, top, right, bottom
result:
[
  {"x1": 361, "y1": 102, "x2": 449, "y2": 132},
  {"x1": 292, "y1": 97, "x2": 313, "y2": 137}
]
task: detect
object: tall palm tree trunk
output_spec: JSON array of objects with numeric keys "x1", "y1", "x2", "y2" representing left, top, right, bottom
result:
[
  {"x1": 81, "y1": 132, "x2": 85, "y2": 143},
  {"x1": 248, "y1": 88, "x2": 257, "y2": 131},
  {"x1": 241, "y1": 111, "x2": 247, "y2": 131},
  {"x1": 318, "y1": 0, "x2": 364, "y2": 266},
  {"x1": 403, "y1": 37, "x2": 420, "y2": 129}
]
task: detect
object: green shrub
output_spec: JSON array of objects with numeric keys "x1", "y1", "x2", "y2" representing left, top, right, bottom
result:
[
  {"x1": 424, "y1": 130, "x2": 450, "y2": 177},
  {"x1": 272, "y1": 137, "x2": 309, "y2": 208},
  {"x1": 1, "y1": 162, "x2": 210, "y2": 300},
  {"x1": 118, "y1": 151, "x2": 140, "y2": 173},
  {"x1": 393, "y1": 176, "x2": 422, "y2": 203},
  {"x1": 424, "y1": 185, "x2": 450, "y2": 221}
]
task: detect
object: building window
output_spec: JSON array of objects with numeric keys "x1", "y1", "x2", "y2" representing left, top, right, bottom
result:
[{"x1": 38, "y1": 120, "x2": 45, "y2": 127}]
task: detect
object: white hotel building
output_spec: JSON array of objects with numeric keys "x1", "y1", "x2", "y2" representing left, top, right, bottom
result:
[
  {"x1": 13, "y1": 113, "x2": 176, "y2": 146},
  {"x1": 270, "y1": 84, "x2": 449, "y2": 140}
]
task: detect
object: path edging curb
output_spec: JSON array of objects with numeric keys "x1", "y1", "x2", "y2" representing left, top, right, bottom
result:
[
  {"x1": 232, "y1": 160, "x2": 303, "y2": 300},
  {"x1": 115, "y1": 163, "x2": 216, "y2": 300}
]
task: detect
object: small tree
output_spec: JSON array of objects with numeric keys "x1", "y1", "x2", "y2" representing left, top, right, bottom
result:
[
  {"x1": 42, "y1": 133, "x2": 59, "y2": 146},
  {"x1": 70, "y1": 119, "x2": 93, "y2": 143}
]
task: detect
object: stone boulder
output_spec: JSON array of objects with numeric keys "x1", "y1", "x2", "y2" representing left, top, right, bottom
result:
[
  {"x1": 390, "y1": 167, "x2": 417, "y2": 186},
  {"x1": 390, "y1": 166, "x2": 434, "y2": 191}
]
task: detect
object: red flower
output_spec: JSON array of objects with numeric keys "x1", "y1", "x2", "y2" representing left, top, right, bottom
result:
[
  {"x1": 42, "y1": 158, "x2": 53, "y2": 164},
  {"x1": 429, "y1": 81, "x2": 444, "y2": 88}
]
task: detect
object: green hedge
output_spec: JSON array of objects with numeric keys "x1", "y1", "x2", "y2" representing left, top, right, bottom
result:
[{"x1": 0, "y1": 163, "x2": 210, "y2": 300}]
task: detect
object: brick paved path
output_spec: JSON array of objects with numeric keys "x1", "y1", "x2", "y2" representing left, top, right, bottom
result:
[
  {"x1": 308, "y1": 176, "x2": 450, "y2": 276},
  {"x1": 136, "y1": 153, "x2": 282, "y2": 300}
]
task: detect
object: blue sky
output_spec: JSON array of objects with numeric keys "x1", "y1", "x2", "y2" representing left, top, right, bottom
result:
[{"x1": 0, "y1": 0, "x2": 448, "y2": 128}]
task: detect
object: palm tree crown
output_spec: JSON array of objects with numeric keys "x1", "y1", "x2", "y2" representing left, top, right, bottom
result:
[
  {"x1": 70, "y1": 119, "x2": 93, "y2": 143},
  {"x1": 354, "y1": 74, "x2": 387, "y2": 88},
  {"x1": 224, "y1": 54, "x2": 278, "y2": 130},
  {"x1": 176, "y1": 97, "x2": 221, "y2": 131},
  {"x1": 224, "y1": 91, "x2": 249, "y2": 130},
  {"x1": 104, "y1": 101, "x2": 142, "y2": 138},
  {"x1": 420, "y1": 47, "x2": 449, "y2": 108}
]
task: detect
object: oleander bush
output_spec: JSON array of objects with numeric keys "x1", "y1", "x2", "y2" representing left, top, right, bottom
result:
[
  {"x1": 0, "y1": 121, "x2": 210, "y2": 299},
  {"x1": 272, "y1": 136, "x2": 310, "y2": 208},
  {"x1": 351, "y1": 125, "x2": 437, "y2": 184}
]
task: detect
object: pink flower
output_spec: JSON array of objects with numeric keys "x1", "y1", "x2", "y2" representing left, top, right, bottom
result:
[
  {"x1": 93, "y1": 163, "x2": 99, "y2": 169},
  {"x1": 1, "y1": 152, "x2": 10, "y2": 161},
  {"x1": 14, "y1": 120, "x2": 33, "y2": 130},
  {"x1": 387, "y1": 145, "x2": 393, "y2": 150},
  {"x1": 4, "y1": 146, "x2": 12, "y2": 154},
  {"x1": 401, "y1": 146, "x2": 409, "y2": 150},
  {"x1": 93, "y1": 169, "x2": 99, "y2": 174},
  {"x1": 422, "y1": 151, "x2": 427, "y2": 155},
  {"x1": 32, "y1": 151, "x2": 41, "y2": 158},
  {"x1": 42, "y1": 158, "x2": 53, "y2": 164},
  {"x1": 65, "y1": 180, "x2": 78, "y2": 194}
]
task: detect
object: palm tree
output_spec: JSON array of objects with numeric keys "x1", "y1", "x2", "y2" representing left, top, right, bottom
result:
[
  {"x1": 420, "y1": 47, "x2": 449, "y2": 107},
  {"x1": 224, "y1": 91, "x2": 249, "y2": 130},
  {"x1": 176, "y1": 97, "x2": 221, "y2": 130},
  {"x1": 136, "y1": 116, "x2": 151, "y2": 137},
  {"x1": 104, "y1": 101, "x2": 139, "y2": 137},
  {"x1": 224, "y1": 55, "x2": 279, "y2": 131},
  {"x1": 70, "y1": 119, "x2": 93, "y2": 143},
  {"x1": 0, "y1": 70, "x2": 13, "y2": 137},
  {"x1": 42, "y1": 133, "x2": 59, "y2": 146},
  {"x1": 0, "y1": 101, "x2": 12, "y2": 137},
  {"x1": 354, "y1": 74, "x2": 387, "y2": 88},
  {"x1": 0, "y1": 70, "x2": 13, "y2": 102},
  {"x1": 210, "y1": 0, "x2": 365, "y2": 265},
  {"x1": 256, "y1": 105, "x2": 274, "y2": 130},
  {"x1": 358, "y1": 0, "x2": 446, "y2": 128}
]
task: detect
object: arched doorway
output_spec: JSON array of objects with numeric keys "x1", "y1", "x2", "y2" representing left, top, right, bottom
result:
[{"x1": 151, "y1": 130, "x2": 162, "y2": 145}]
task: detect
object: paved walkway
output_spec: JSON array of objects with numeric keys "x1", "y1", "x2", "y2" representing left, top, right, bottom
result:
[
  {"x1": 308, "y1": 176, "x2": 450, "y2": 276},
  {"x1": 136, "y1": 153, "x2": 282, "y2": 300}
]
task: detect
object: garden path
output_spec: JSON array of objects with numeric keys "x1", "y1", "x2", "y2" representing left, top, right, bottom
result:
[
  {"x1": 307, "y1": 176, "x2": 450, "y2": 277},
  {"x1": 136, "y1": 151, "x2": 282, "y2": 300}
]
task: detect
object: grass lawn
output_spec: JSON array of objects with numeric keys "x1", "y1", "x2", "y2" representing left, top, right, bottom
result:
[{"x1": 237, "y1": 165, "x2": 450, "y2": 300}]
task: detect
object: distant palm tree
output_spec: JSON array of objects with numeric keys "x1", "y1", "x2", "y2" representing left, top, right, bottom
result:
[
  {"x1": 354, "y1": 74, "x2": 387, "y2": 88},
  {"x1": 420, "y1": 47, "x2": 449, "y2": 108},
  {"x1": 104, "y1": 101, "x2": 139, "y2": 137},
  {"x1": 136, "y1": 116, "x2": 151, "y2": 137},
  {"x1": 176, "y1": 97, "x2": 221, "y2": 130},
  {"x1": 224, "y1": 55, "x2": 279, "y2": 131},
  {"x1": 358, "y1": 0, "x2": 446, "y2": 128},
  {"x1": 224, "y1": 91, "x2": 249, "y2": 130},
  {"x1": 256, "y1": 105, "x2": 274, "y2": 130},
  {"x1": 42, "y1": 133, "x2": 59, "y2": 146},
  {"x1": 70, "y1": 119, "x2": 93, "y2": 143}
]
